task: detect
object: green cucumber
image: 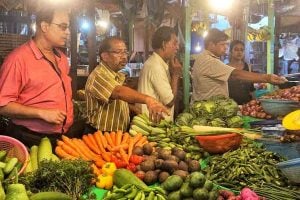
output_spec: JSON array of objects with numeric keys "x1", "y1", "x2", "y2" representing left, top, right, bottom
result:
[
  {"x1": 0, "y1": 181, "x2": 5, "y2": 200},
  {"x1": 0, "y1": 151, "x2": 6, "y2": 161},
  {"x1": 3, "y1": 157, "x2": 18, "y2": 174},
  {"x1": 0, "y1": 168, "x2": 4, "y2": 181},
  {"x1": 29, "y1": 191, "x2": 72, "y2": 200},
  {"x1": 37, "y1": 137, "x2": 52, "y2": 163},
  {"x1": 30, "y1": 145, "x2": 39, "y2": 171}
]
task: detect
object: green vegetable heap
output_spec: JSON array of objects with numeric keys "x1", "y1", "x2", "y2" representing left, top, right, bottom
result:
[{"x1": 175, "y1": 95, "x2": 244, "y2": 128}]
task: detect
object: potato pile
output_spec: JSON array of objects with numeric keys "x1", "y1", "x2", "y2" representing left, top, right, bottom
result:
[{"x1": 133, "y1": 146, "x2": 200, "y2": 185}]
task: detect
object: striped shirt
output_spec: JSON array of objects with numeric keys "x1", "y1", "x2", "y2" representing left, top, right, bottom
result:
[
  {"x1": 85, "y1": 63, "x2": 130, "y2": 131},
  {"x1": 191, "y1": 50, "x2": 235, "y2": 103}
]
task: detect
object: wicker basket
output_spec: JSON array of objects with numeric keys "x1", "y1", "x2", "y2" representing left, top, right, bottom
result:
[
  {"x1": 276, "y1": 158, "x2": 300, "y2": 184},
  {"x1": 0, "y1": 135, "x2": 29, "y2": 175}
]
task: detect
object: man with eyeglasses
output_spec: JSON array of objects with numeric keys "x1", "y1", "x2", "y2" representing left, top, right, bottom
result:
[
  {"x1": 191, "y1": 28, "x2": 287, "y2": 103},
  {"x1": 85, "y1": 36, "x2": 169, "y2": 132},
  {"x1": 0, "y1": 5, "x2": 74, "y2": 147}
]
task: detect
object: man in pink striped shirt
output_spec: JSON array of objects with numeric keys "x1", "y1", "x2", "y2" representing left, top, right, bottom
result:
[{"x1": 0, "y1": 5, "x2": 74, "y2": 146}]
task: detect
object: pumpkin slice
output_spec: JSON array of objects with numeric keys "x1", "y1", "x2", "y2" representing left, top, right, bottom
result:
[{"x1": 282, "y1": 110, "x2": 300, "y2": 130}]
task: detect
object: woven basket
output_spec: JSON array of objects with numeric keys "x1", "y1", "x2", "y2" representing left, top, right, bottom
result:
[{"x1": 0, "y1": 135, "x2": 29, "y2": 175}]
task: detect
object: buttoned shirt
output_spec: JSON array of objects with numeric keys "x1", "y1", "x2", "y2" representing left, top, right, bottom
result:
[
  {"x1": 138, "y1": 52, "x2": 174, "y2": 120},
  {"x1": 191, "y1": 50, "x2": 235, "y2": 102},
  {"x1": 0, "y1": 39, "x2": 73, "y2": 134},
  {"x1": 85, "y1": 63, "x2": 130, "y2": 131}
]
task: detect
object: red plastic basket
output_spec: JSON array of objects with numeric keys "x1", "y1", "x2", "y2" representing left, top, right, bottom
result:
[{"x1": 0, "y1": 135, "x2": 29, "y2": 175}]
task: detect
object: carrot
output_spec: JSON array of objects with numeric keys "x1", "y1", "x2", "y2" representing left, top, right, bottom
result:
[
  {"x1": 94, "y1": 132, "x2": 106, "y2": 153},
  {"x1": 120, "y1": 148, "x2": 129, "y2": 164},
  {"x1": 98, "y1": 131, "x2": 108, "y2": 148},
  {"x1": 72, "y1": 139, "x2": 92, "y2": 160},
  {"x1": 128, "y1": 137, "x2": 134, "y2": 160},
  {"x1": 77, "y1": 139, "x2": 103, "y2": 161},
  {"x1": 61, "y1": 135, "x2": 78, "y2": 151},
  {"x1": 141, "y1": 140, "x2": 149, "y2": 146},
  {"x1": 94, "y1": 159, "x2": 106, "y2": 168},
  {"x1": 88, "y1": 133, "x2": 102, "y2": 154},
  {"x1": 55, "y1": 146, "x2": 75, "y2": 159},
  {"x1": 59, "y1": 141, "x2": 80, "y2": 157},
  {"x1": 82, "y1": 135, "x2": 96, "y2": 154},
  {"x1": 116, "y1": 130, "x2": 123, "y2": 146},
  {"x1": 133, "y1": 133, "x2": 143, "y2": 145},
  {"x1": 110, "y1": 131, "x2": 116, "y2": 146},
  {"x1": 104, "y1": 132, "x2": 115, "y2": 147},
  {"x1": 111, "y1": 143, "x2": 129, "y2": 152},
  {"x1": 121, "y1": 132, "x2": 130, "y2": 144},
  {"x1": 91, "y1": 163, "x2": 102, "y2": 176},
  {"x1": 135, "y1": 136, "x2": 148, "y2": 147},
  {"x1": 102, "y1": 152, "x2": 111, "y2": 162}
]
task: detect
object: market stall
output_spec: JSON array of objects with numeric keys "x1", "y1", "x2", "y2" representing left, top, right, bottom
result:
[{"x1": 0, "y1": 88, "x2": 300, "y2": 199}]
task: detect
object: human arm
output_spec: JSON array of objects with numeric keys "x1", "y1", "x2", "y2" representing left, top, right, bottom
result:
[
  {"x1": 0, "y1": 102, "x2": 66, "y2": 124},
  {"x1": 230, "y1": 69, "x2": 287, "y2": 85},
  {"x1": 167, "y1": 57, "x2": 182, "y2": 107},
  {"x1": 111, "y1": 85, "x2": 170, "y2": 123}
]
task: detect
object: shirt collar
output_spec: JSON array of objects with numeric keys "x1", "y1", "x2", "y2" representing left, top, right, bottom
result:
[
  {"x1": 100, "y1": 62, "x2": 125, "y2": 82},
  {"x1": 29, "y1": 39, "x2": 62, "y2": 60},
  {"x1": 152, "y1": 52, "x2": 169, "y2": 70},
  {"x1": 204, "y1": 50, "x2": 219, "y2": 59}
]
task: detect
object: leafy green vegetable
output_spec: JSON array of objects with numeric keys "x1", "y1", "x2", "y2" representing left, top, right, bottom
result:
[
  {"x1": 175, "y1": 113, "x2": 194, "y2": 126},
  {"x1": 226, "y1": 116, "x2": 244, "y2": 128},
  {"x1": 190, "y1": 118, "x2": 207, "y2": 126},
  {"x1": 208, "y1": 118, "x2": 226, "y2": 127},
  {"x1": 19, "y1": 159, "x2": 94, "y2": 200}
]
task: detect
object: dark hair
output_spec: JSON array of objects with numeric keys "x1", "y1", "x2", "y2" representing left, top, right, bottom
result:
[
  {"x1": 204, "y1": 28, "x2": 229, "y2": 48},
  {"x1": 98, "y1": 36, "x2": 124, "y2": 58},
  {"x1": 152, "y1": 26, "x2": 176, "y2": 50},
  {"x1": 230, "y1": 40, "x2": 245, "y2": 52},
  {"x1": 35, "y1": 5, "x2": 69, "y2": 27}
]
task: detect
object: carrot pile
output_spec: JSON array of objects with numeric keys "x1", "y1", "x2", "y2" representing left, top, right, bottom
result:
[{"x1": 55, "y1": 130, "x2": 149, "y2": 174}]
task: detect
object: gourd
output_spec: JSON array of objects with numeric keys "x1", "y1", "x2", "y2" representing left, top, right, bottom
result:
[{"x1": 282, "y1": 110, "x2": 300, "y2": 130}]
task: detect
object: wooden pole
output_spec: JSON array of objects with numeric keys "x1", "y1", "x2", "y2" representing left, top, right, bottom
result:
[
  {"x1": 183, "y1": 1, "x2": 191, "y2": 109},
  {"x1": 267, "y1": 0, "x2": 275, "y2": 91}
]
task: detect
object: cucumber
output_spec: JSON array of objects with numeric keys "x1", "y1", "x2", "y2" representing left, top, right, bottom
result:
[
  {"x1": 0, "y1": 181, "x2": 5, "y2": 200},
  {"x1": 38, "y1": 137, "x2": 52, "y2": 163},
  {"x1": 0, "y1": 168, "x2": 4, "y2": 181},
  {"x1": 29, "y1": 192, "x2": 72, "y2": 200},
  {"x1": 0, "y1": 151, "x2": 6, "y2": 161},
  {"x1": 0, "y1": 162, "x2": 6, "y2": 169},
  {"x1": 30, "y1": 145, "x2": 39, "y2": 171},
  {"x1": 3, "y1": 157, "x2": 18, "y2": 174}
]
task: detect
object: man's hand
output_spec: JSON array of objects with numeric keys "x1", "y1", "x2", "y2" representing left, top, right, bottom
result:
[
  {"x1": 169, "y1": 57, "x2": 182, "y2": 77},
  {"x1": 145, "y1": 97, "x2": 170, "y2": 124},
  {"x1": 267, "y1": 74, "x2": 288, "y2": 85},
  {"x1": 39, "y1": 109, "x2": 66, "y2": 124}
]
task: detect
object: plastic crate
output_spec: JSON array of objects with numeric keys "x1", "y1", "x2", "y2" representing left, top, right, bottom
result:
[
  {"x1": 276, "y1": 158, "x2": 300, "y2": 184},
  {"x1": 257, "y1": 139, "x2": 300, "y2": 159}
]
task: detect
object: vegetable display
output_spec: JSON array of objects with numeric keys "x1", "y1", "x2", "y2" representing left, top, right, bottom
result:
[{"x1": 240, "y1": 100, "x2": 271, "y2": 119}]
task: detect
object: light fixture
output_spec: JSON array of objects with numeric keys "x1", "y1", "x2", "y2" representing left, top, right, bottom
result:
[
  {"x1": 194, "y1": 42, "x2": 201, "y2": 52},
  {"x1": 96, "y1": 20, "x2": 109, "y2": 29},
  {"x1": 209, "y1": 0, "x2": 233, "y2": 11}
]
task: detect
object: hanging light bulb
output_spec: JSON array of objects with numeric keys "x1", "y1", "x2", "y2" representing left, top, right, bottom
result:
[{"x1": 194, "y1": 42, "x2": 201, "y2": 52}]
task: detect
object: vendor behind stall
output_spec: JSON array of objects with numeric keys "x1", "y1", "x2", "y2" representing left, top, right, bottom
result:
[
  {"x1": 191, "y1": 28, "x2": 287, "y2": 103},
  {"x1": 84, "y1": 36, "x2": 169, "y2": 133},
  {"x1": 0, "y1": 5, "x2": 74, "y2": 147}
]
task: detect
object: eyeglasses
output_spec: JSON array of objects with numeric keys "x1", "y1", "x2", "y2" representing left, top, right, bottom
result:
[
  {"x1": 107, "y1": 50, "x2": 129, "y2": 56},
  {"x1": 51, "y1": 23, "x2": 70, "y2": 31}
]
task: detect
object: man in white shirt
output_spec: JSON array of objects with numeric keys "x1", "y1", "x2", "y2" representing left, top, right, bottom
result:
[{"x1": 138, "y1": 26, "x2": 182, "y2": 121}]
